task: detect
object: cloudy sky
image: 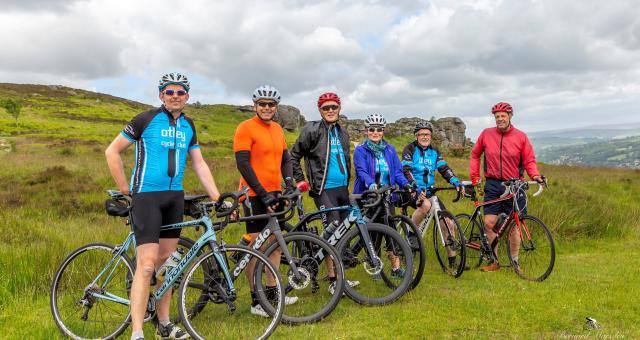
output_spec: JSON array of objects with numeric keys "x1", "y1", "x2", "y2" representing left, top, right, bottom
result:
[{"x1": 2, "y1": 0, "x2": 639, "y2": 138}]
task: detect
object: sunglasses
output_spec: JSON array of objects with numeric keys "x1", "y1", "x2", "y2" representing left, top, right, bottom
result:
[
  {"x1": 321, "y1": 105, "x2": 340, "y2": 112},
  {"x1": 257, "y1": 102, "x2": 277, "y2": 108},
  {"x1": 416, "y1": 133, "x2": 431, "y2": 138},
  {"x1": 163, "y1": 89, "x2": 187, "y2": 97},
  {"x1": 368, "y1": 127, "x2": 384, "y2": 133}
]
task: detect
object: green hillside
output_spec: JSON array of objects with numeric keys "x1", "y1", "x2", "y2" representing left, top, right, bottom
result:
[
  {"x1": 1, "y1": 84, "x2": 638, "y2": 338},
  {"x1": 538, "y1": 135, "x2": 640, "y2": 168}
]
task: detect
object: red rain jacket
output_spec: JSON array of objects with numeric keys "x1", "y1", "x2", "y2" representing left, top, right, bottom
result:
[{"x1": 470, "y1": 125, "x2": 540, "y2": 185}]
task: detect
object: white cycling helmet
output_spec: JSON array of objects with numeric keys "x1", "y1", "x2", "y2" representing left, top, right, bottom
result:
[
  {"x1": 365, "y1": 113, "x2": 387, "y2": 127},
  {"x1": 158, "y1": 72, "x2": 190, "y2": 92},
  {"x1": 252, "y1": 85, "x2": 281, "y2": 103}
]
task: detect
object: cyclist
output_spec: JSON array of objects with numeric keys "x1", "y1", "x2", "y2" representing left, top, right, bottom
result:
[
  {"x1": 401, "y1": 121, "x2": 462, "y2": 267},
  {"x1": 105, "y1": 72, "x2": 222, "y2": 340},
  {"x1": 290, "y1": 92, "x2": 359, "y2": 294},
  {"x1": 470, "y1": 101, "x2": 545, "y2": 272},
  {"x1": 233, "y1": 85, "x2": 298, "y2": 317},
  {"x1": 353, "y1": 113, "x2": 412, "y2": 278}
]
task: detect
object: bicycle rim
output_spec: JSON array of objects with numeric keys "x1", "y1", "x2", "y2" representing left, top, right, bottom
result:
[
  {"x1": 507, "y1": 215, "x2": 556, "y2": 281},
  {"x1": 457, "y1": 213, "x2": 483, "y2": 269},
  {"x1": 50, "y1": 243, "x2": 133, "y2": 340},
  {"x1": 338, "y1": 223, "x2": 413, "y2": 306},
  {"x1": 178, "y1": 245, "x2": 284, "y2": 340},
  {"x1": 261, "y1": 232, "x2": 344, "y2": 324},
  {"x1": 389, "y1": 215, "x2": 425, "y2": 290},
  {"x1": 433, "y1": 211, "x2": 466, "y2": 278}
]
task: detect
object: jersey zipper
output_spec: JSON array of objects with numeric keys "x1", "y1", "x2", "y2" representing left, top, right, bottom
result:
[
  {"x1": 168, "y1": 117, "x2": 178, "y2": 190},
  {"x1": 318, "y1": 126, "x2": 331, "y2": 195},
  {"x1": 499, "y1": 131, "x2": 504, "y2": 180}
]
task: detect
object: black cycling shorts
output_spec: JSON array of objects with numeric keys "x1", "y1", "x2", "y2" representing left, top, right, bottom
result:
[
  {"x1": 130, "y1": 190, "x2": 184, "y2": 245},
  {"x1": 242, "y1": 191, "x2": 284, "y2": 234},
  {"x1": 483, "y1": 178, "x2": 527, "y2": 216},
  {"x1": 313, "y1": 186, "x2": 350, "y2": 226}
]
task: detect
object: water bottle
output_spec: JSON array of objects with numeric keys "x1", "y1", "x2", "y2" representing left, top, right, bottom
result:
[
  {"x1": 156, "y1": 249, "x2": 182, "y2": 280},
  {"x1": 230, "y1": 234, "x2": 252, "y2": 263},
  {"x1": 492, "y1": 213, "x2": 508, "y2": 233},
  {"x1": 321, "y1": 221, "x2": 339, "y2": 240}
]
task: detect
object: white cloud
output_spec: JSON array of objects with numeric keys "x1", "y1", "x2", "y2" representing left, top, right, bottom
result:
[{"x1": 0, "y1": 0, "x2": 638, "y2": 138}]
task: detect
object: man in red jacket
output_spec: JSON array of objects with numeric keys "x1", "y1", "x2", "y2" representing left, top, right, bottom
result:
[{"x1": 469, "y1": 102, "x2": 545, "y2": 272}]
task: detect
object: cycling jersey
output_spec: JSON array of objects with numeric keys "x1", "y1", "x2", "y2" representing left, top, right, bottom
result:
[
  {"x1": 324, "y1": 127, "x2": 348, "y2": 189},
  {"x1": 233, "y1": 116, "x2": 288, "y2": 197},
  {"x1": 121, "y1": 106, "x2": 199, "y2": 194},
  {"x1": 401, "y1": 141, "x2": 458, "y2": 191},
  {"x1": 470, "y1": 125, "x2": 539, "y2": 184},
  {"x1": 375, "y1": 153, "x2": 390, "y2": 185}
]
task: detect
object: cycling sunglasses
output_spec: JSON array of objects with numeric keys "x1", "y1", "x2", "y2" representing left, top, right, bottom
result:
[
  {"x1": 321, "y1": 105, "x2": 340, "y2": 111},
  {"x1": 368, "y1": 127, "x2": 384, "y2": 133},
  {"x1": 257, "y1": 101, "x2": 277, "y2": 108},
  {"x1": 163, "y1": 89, "x2": 187, "y2": 97}
]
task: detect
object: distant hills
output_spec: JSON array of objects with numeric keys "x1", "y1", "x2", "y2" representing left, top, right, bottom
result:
[{"x1": 531, "y1": 125, "x2": 640, "y2": 168}]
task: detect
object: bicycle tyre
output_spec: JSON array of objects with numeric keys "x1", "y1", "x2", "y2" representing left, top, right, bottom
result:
[
  {"x1": 261, "y1": 232, "x2": 345, "y2": 324},
  {"x1": 456, "y1": 213, "x2": 484, "y2": 269},
  {"x1": 387, "y1": 215, "x2": 425, "y2": 290},
  {"x1": 433, "y1": 211, "x2": 466, "y2": 278},
  {"x1": 178, "y1": 244, "x2": 284, "y2": 340},
  {"x1": 50, "y1": 243, "x2": 134, "y2": 340},
  {"x1": 337, "y1": 223, "x2": 413, "y2": 306},
  {"x1": 506, "y1": 215, "x2": 556, "y2": 282}
]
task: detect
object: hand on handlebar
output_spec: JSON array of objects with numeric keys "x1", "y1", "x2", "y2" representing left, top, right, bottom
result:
[
  {"x1": 533, "y1": 175, "x2": 547, "y2": 188},
  {"x1": 260, "y1": 192, "x2": 280, "y2": 213}
]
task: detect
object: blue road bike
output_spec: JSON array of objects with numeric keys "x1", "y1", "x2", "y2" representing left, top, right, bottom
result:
[
  {"x1": 285, "y1": 186, "x2": 414, "y2": 306},
  {"x1": 50, "y1": 189, "x2": 284, "y2": 340}
]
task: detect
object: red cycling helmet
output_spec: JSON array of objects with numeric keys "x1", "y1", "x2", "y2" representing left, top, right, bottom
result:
[
  {"x1": 491, "y1": 102, "x2": 513, "y2": 114},
  {"x1": 317, "y1": 92, "x2": 341, "y2": 108}
]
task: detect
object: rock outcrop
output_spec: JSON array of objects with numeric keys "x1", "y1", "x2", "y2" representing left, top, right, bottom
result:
[
  {"x1": 340, "y1": 116, "x2": 468, "y2": 148},
  {"x1": 235, "y1": 104, "x2": 306, "y2": 132}
]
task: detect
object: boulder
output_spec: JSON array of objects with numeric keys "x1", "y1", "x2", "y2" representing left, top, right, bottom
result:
[
  {"x1": 341, "y1": 115, "x2": 467, "y2": 149},
  {"x1": 235, "y1": 104, "x2": 306, "y2": 131}
]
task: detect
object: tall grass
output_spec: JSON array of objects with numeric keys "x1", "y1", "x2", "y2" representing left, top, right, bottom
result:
[{"x1": 1, "y1": 86, "x2": 638, "y2": 337}]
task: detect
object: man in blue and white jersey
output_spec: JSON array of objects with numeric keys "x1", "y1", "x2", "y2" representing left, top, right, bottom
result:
[
  {"x1": 401, "y1": 121, "x2": 462, "y2": 266},
  {"x1": 106, "y1": 72, "x2": 222, "y2": 340}
]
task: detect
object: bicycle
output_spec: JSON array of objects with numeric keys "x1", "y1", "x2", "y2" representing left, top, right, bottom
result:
[
  {"x1": 50, "y1": 189, "x2": 285, "y2": 340},
  {"x1": 185, "y1": 188, "x2": 346, "y2": 325},
  {"x1": 358, "y1": 185, "x2": 426, "y2": 290},
  {"x1": 456, "y1": 178, "x2": 556, "y2": 281},
  {"x1": 285, "y1": 185, "x2": 414, "y2": 306},
  {"x1": 397, "y1": 186, "x2": 467, "y2": 278}
]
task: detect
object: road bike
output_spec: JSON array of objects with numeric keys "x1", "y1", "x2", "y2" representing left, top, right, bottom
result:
[
  {"x1": 456, "y1": 178, "x2": 556, "y2": 281},
  {"x1": 397, "y1": 186, "x2": 467, "y2": 278},
  {"x1": 285, "y1": 186, "x2": 414, "y2": 306},
  {"x1": 50, "y1": 189, "x2": 284, "y2": 340}
]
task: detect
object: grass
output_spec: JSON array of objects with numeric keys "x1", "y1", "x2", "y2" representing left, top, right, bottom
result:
[{"x1": 0, "y1": 83, "x2": 639, "y2": 338}]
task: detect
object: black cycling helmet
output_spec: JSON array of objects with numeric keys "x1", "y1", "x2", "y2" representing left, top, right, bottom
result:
[{"x1": 414, "y1": 121, "x2": 434, "y2": 134}]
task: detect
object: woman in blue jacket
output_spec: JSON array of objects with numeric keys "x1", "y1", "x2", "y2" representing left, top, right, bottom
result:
[{"x1": 353, "y1": 113, "x2": 410, "y2": 278}]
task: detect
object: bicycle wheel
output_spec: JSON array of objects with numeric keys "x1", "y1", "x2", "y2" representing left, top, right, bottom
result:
[
  {"x1": 337, "y1": 223, "x2": 413, "y2": 306},
  {"x1": 50, "y1": 243, "x2": 134, "y2": 339},
  {"x1": 456, "y1": 213, "x2": 483, "y2": 269},
  {"x1": 260, "y1": 232, "x2": 344, "y2": 324},
  {"x1": 170, "y1": 237, "x2": 213, "y2": 323},
  {"x1": 506, "y1": 215, "x2": 556, "y2": 281},
  {"x1": 178, "y1": 244, "x2": 284, "y2": 340},
  {"x1": 388, "y1": 215, "x2": 425, "y2": 290},
  {"x1": 433, "y1": 211, "x2": 466, "y2": 278}
]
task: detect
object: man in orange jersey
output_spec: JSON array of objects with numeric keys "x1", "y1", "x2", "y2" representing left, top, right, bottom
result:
[{"x1": 233, "y1": 85, "x2": 298, "y2": 317}]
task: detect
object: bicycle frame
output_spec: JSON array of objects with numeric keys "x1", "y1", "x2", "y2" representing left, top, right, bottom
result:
[
  {"x1": 290, "y1": 198, "x2": 381, "y2": 269},
  {"x1": 462, "y1": 183, "x2": 532, "y2": 256},
  {"x1": 87, "y1": 213, "x2": 238, "y2": 309}
]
